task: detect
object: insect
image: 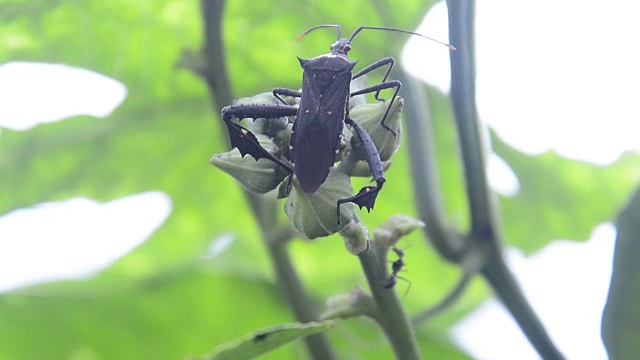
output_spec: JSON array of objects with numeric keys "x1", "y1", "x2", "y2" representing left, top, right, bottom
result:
[
  {"x1": 384, "y1": 247, "x2": 407, "y2": 288},
  {"x1": 384, "y1": 247, "x2": 411, "y2": 299},
  {"x1": 221, "y1": 25, "x2": 454, "y2": 223}
]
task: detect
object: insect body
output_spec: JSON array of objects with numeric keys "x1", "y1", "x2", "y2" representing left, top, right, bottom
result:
[
  {"x1": 220, "y1": 25, "x2": 453, "y2": 224},
  {"x1": 291, "y1": 51, "x2": 357, "y2": 194}
]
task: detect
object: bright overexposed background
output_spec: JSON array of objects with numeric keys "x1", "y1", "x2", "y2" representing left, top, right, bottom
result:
[
  {"x1": 1, "y1": 1, "x2": 638, "y2": 358},
  {"x1": 404, "y1": 0, "x2": 640, "y2": 166},
  {"x1": 402, "y1": 1, "x2": 639, "y2": 358}
]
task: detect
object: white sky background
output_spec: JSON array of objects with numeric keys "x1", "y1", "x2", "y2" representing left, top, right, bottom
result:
[
  {"x1": 0, "y1": 62, "x2": 127, "y2": 131},
  {"x1": 449, "y1": 224, "x2": 615, "y2": 359},
  {"x1": 403, "y1": 0, "x2": 640, "y2": 166},
  {"x1": 0, "y1": 193, "x2": 172, "y2": 292},
  {"x1": 1, "y1": 0, "x2": 639, "y2": 358}
]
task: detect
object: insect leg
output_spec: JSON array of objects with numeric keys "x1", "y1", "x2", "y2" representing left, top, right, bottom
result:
[
  {"x1": 337, "y1": 117, "x2": 386, "y2": 222},
  {"x1": 351, "y1": 57, "x2": 401, "y2": 134},
  {"x1": 272, "y1": 88, "x2": 302, "y2": 105},
  {"x1": 221, "y1": 103, "x2": 296, "y2": 176},
  {"x1": 351, "y1": 80, "x2": 402, "y2": 135},
  {"x1": 384, "y1": 246, "x2": 411, "y2": 299},
  {"x1": 395, "y1": 275, "x2": 412, "y2": 301},
  {"x1": 352, "y1": 57, "x2": 395, "y2": 101}
]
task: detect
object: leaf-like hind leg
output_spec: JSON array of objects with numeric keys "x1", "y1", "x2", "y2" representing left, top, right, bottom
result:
[
  {"x1": 338, "y1": 182, "x2": 384, "y2": 211},
  {"x1": 221, "y1": 103, "x2": 297, "y2": 175},
  {"x1": 337, "y1": 117, "x2": 386, "y2": 223}
]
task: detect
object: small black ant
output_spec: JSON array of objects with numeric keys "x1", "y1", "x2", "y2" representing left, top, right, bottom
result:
[{"x1": 384, "y1": 247, "x2": 411, "y2": 298}]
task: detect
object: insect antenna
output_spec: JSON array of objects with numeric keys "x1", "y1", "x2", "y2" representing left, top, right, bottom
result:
[
  {"x1": 349, "y1": 26, "x2": 456, "y2": 50},
  {"x1": 296, "y1": 24, "x2": 342, "y2": 41},
  {"x1": 297, "y1": 24, "x2": 455, "y2": 50}
]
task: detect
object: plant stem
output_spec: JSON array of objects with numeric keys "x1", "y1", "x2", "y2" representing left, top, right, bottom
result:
[
  {"x1": 481, "y1": 245, "x2": 563, "y2": 359},
  {"x1": 397, "y1": 71, "x2": 465, "y2": 261},
  {"x1": 446, "y1": 0, "x2": 564, "y2": 358},
  {"x1": 447, "y1": 0, "x2": 496, "y2": 240},
  {"x1": 198, "y1": 1, "x2": 336, "y2": 358},
  {"x1": 602, "y1": 185, "x2": 640, "y2": 358},
  {"x1": 359, "y1": 241, "x2": 422, "y2": 360}
]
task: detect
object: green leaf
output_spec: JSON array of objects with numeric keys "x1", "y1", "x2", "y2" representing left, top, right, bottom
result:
[
  {"x1": 350, "y1": 98, "x2": 404, "y2": 161},
  {"x1": 191, "y1": 321, "x2": 333, "y2": 360},
  {"x1": 494, "y1": 134, "x2": 640, "y2": 251},
  {"x1": 0, "y1": 266, "x2": 294, "y2": 359}
]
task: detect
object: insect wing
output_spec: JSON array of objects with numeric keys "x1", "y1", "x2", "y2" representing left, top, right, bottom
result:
[{"x1": 293, "y1": 57, "x2": 354, "y2": 194}]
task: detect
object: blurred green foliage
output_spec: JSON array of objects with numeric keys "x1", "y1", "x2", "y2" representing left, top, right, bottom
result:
[{"x1": 1, "y1": 0, "x2": 638, "y2": 359}]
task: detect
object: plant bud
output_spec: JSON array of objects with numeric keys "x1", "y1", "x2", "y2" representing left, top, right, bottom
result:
[
  {"x1": 210, "y1": 137, "x2": 289, "y2": 194},
  {"x1": 349, "y1": 76, "x2": 368, "y2": 109},
  {"x1": 321, "y1": 287, "x2": 375, "y2": 320},
  {"x1": 339, "y1": 220, "x2": 371, "y2": 255},
  {"x1": 347, "y1": 159, "x2": 392, "y2": 178},
  {"x1": 350, "y1": 97, "x2": 403, "y2": 161},
  {"x1": 285, "y1": 170, "x2": 359, "y2": 239},
  {"x1": 234, "y1": 92, "x2": 291, "y2": 137},
  {"x1": 373, "y1": 214, "x2": 425, "y2": 247}
]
